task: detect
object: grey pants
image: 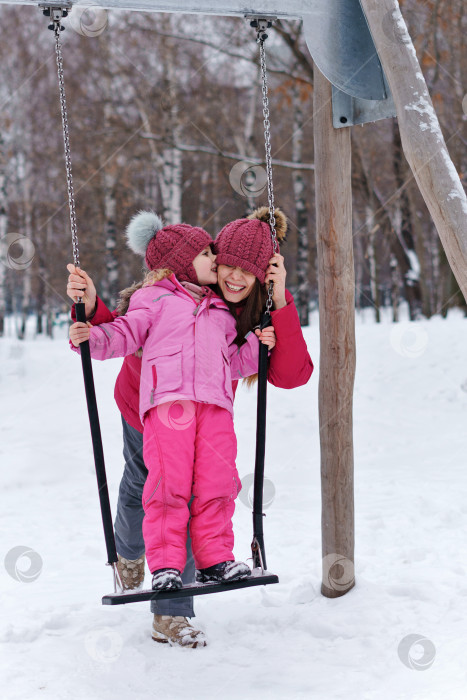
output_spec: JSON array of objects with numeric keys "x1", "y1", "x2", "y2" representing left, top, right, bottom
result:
[{"x1": 114, "y1": 416, "x2": 195, "y2": 617}]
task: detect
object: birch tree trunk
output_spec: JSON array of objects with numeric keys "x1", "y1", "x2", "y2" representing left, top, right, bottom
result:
[
  {"x1": 16, "y1": 149, "x2": 32, "y2": 341},
  {"x1": 160, "y1": 127, "x2": 183, "y2": 224},
  {"x1": 314, "y1": 66, "x2": 355, "y2": 599},
  {"x1": 44, "y1": 218, "x2": 54, "y2": 337},
  {"x1": 36, "y1": 247, "x2": 45, "y2": 335},
  {"x1": 292, "y1": 81, "x2": 310, "y2": 326},
  {"x1": 136, "y1": 99, "x2": 164, "y2": 212},
  {"x1": 99, "y1": 65, "x2": 120, "y2": 308},
  {"x1": 390, "y1": 254, "x2": 401, "y2": 322},
  {"x1": 19, "y1": 221, "x2": 32, "y2": 340},
  {"x1": 159, "y1": 17, "x2": 183, "y2": 224},
  {"x1": 353, "y1": 210, "x2": 365, "y2": 313},
  {"x1": 197, "y1": 167, "x2": 210, "y2": 225},
  {"x1": 352, "y1": 142, "x2": 380, "y2": 321},
  {"x1": 100, "y1": 164, "x2": 119, "y2": 308},
  {"x1": 360, "y1": 0, "x2": 467, "y2": 299},
  {"x1": 233, "y1": 72, "x2": 261, "y2": 213},
  {"x1": 366, "y1": 216, "x2": 380, "y2": 323},
  {"x1": 392, "y1": 120, "x2": 422, "y2": 320},
  {"x1": 0, "y1": 132, "x2": 8, "y2": 336}
]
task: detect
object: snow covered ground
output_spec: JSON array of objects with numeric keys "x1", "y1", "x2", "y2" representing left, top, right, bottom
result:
[{"x1": 1, "y1": 308, "x2": 467, "y2": 700}]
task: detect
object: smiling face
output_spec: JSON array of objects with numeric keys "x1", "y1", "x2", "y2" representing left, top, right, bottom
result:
[
  {"x1": 217, "y1": 264, "x2": 256, "y2": 302},
  {"x1": 192, "y1": 246, "x2": 217, "y2": 285}
]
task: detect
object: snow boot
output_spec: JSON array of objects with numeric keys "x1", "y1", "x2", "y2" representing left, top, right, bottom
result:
[
  {"x1": 196, "y1": 560, "x2": 251, "y2": 583},
  {"x1": 116, "y1": 554, "x2": 145, "y2": 591},
  {"x1": 151, "y1": 568, "x2": 183, "y2": 591},
  {"x1": 152, "y1": 615, "x2": 207, "y2": 648}
]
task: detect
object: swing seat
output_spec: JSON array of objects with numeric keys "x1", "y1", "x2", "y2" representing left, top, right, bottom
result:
[{"x1": 102, "y1": 569, "x2": 279, "y2": 605}]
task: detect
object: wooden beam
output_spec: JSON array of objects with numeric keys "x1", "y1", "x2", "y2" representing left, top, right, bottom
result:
[
  {"x1": 313, "y1": 65, "x2": 356, "y2": 598},
  {"x1": 360, "y1": 0, "x2": 467, "y2": 299}
]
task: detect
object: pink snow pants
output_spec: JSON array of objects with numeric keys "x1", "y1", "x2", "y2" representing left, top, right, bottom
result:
[{"x1": 142, "y1": 401, "x2": 241, "y2": 574}]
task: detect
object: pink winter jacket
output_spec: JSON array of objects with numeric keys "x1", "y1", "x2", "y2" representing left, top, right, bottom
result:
[
  {"x1": 72, "y1": 274, "x2": 259, "y2": 423},
  {"x1": 72, "y1": 287, "x2": 314, "y2": 432}
]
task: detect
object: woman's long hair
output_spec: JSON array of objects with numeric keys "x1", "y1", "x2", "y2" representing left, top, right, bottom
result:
[
  {"x1": 218, "y1": 279, "x2": 267, "y2": 347},
  {"x1": 216, "y1": 278, "x2": 268, "y2": 387}
]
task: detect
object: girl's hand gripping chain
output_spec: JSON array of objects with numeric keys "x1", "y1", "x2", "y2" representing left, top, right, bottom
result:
[{"x1": 66, "y1": 263, "x2": 97, "y2": 318}]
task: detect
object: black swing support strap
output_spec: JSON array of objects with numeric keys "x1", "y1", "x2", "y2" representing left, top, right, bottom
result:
[
  {"x1": 75, "y1": 304, "x2": 118, "y2": 566},
  {"x1": 250, "y1": 19, "x2": 279, "y2": 572},
  {"x1": 251, "y1": 309, "x2": 271, "y2": 570},
  {"x1": 48, "y1": 9, "x2": 118, "y2": 568}
]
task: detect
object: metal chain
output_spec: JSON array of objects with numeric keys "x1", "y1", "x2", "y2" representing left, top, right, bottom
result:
[
  {"x1": 258, "y1": 38, "x2": 278, "y2": 251},
  {"x1": 257, "y1": 30, "x2": 278, "y2": 314},
  {"x1": 53, "y1": 21, "x2": 80, "y2": 268}
]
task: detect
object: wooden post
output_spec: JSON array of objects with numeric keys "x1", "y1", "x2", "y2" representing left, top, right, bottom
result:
[
  {"x1": 313, "y1": 65, "x2": 356, "y2": 598},
  {"x1": 360, "y1": 0, "x2": 467, "y2": 299}
]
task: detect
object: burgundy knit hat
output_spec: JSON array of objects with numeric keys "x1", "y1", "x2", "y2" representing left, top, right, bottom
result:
[
  {"x1": 125, "y1": 211, "x2": 212, "y2": 284},
  {"x1": 214, "y1": 207, "x2": 287, "y2": 284}
]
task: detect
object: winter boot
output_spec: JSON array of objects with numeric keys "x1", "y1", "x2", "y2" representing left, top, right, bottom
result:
[
  {"x1": 151, "y1": 568, "x2": 183, "y2": 591},
  {"x1": 196, "y1": 560, "x2": 251, "y2": 583},
  {"x1": 152, "y1": 615, "x2": 207, "y2": 648},
  {"x1": 116, "y1": 554, "x2": 145, "y2": 591}
]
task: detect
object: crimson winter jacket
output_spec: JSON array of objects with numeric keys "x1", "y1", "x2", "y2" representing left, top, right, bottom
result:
[{"x1": 72, "y1": 287, "x2": 313, "y2": 431}]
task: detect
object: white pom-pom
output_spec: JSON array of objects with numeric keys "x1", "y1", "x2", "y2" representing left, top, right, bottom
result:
[{"x1": 125, "y1": 211, "x2": 164, "y2": 255}]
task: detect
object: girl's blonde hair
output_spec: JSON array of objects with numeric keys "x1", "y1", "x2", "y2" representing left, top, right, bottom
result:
[{"x1": 116, "y1": 268, "x2": 173, "y2": 316}]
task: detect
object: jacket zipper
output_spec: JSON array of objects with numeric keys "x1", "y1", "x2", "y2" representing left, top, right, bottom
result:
[{"x1": 150, "y1": 365, "x2": 157, "y2": 404}]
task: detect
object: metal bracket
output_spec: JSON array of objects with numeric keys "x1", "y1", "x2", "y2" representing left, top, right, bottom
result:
[
  {"x1": 302, "y1": 0, "x2": 387, "y2": 101},
  {"x1": 251, "y1": 536, "x2": 265, "y2": 574},
  {"x1": 245, "y1": 14, "x2": 277, "y2": 24},
  {"x1": 39, "y1": 2, "x2": 72, "y2": 31},
  {"x1": 245, "y1": 14, "x2": 277, "y2": 41},
  {"x1": 109, "y1": 561, "x2": 124, "y2": 594},
  {"x1": 332, "y1": 72, "x2": 396, "y2": 128}
]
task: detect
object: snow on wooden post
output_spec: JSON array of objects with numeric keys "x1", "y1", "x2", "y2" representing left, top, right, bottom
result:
[
  {"x1": 360, "y1": 0, "x2": 467, "y2": 299},
  {"x1": 313, "y1": 65, "x2": 356, "y2": 599}
]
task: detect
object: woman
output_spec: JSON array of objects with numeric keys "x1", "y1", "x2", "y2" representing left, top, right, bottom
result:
[{"x1": 67, "y1": 206, "x2": 313, "y2": 648}]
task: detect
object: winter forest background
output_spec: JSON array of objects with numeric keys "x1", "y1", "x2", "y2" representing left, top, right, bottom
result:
[{"x1": 0, "y1": 0, "x2": 465, "y2": 337}]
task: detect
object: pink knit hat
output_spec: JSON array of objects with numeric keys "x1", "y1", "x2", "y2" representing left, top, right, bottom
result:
[
  {"x1": 214, "y1": 207, "x2": 287, "y2": 284},
  {"x1": 125, "y1": 211, "x2": 212, "y2": 284}
]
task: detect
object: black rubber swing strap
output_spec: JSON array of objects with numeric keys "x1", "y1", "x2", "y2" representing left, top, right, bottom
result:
[
  {"x1": 75, "y1": 303, "x2": 118, "y2": 565},
  {"x1": 251, "y1": 309, "x2": 271, "y2": 570}
]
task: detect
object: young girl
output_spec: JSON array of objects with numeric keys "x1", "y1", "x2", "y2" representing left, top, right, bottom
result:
[{"x1": 69, "y1": 213, "x2": 275, "y2": 592}]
